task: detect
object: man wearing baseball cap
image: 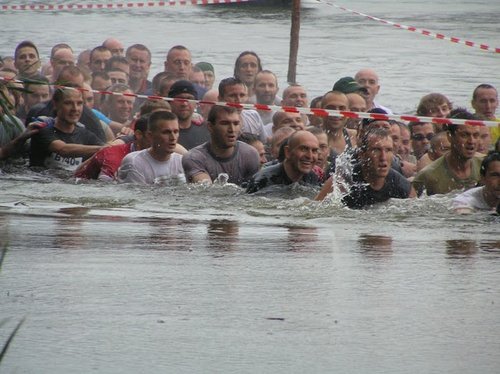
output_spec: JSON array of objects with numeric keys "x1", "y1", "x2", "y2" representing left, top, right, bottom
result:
[{"x1": 168, "y1": 80, "x2": 209, "y2": 150}]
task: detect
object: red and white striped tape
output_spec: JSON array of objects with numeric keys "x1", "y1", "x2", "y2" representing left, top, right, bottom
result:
[
  {"x1": 0, "y1": 0, "x2": 251, "y2": 11},
  {"x1": 1, "y1": 77, "x2": 497, "y2": 127},
  {"x1": 318, "y1": 0, "x2": 500, "y2": 54}
]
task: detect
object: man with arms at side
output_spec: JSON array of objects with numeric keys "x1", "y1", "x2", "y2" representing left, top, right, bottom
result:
[
  {"x1": 316, "y1": 128, "x2": 415, "y2": 207},
  {"x1": 29, "y1": 87, "x2": 104, "y2": 170},
  {"x1": 182, "y1": 105, "x2": 260, "y2": 186},
  {"x1": 247, "y1": 130, "x2": 320, "y2": 193},
  {"x1": 118, "y1": 111, "x2": 184, "y2": 184},
  {"x1": 412, "y1": 109, "x2": 483, "y2": 196},
  {"x1": 452, "y1": 151, "x2": 500, "y2": 213}
]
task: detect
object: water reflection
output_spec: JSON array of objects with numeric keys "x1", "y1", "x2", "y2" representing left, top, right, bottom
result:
[
  {"x1": 206, "y1": 219, "x2": 239, "y2": 252},
  {"x1": 446, "y1": 239, "x2": 479, "y2": 258},
  {"x1": 53, "y1": 217, "x2": 86, "y2": 250},
  {"x1": 148, "y1": 218, "x2": 194, "y2": 251},
  {"x1": 286, "y1": 226, "x2": 318, "y2": 251},
  {"x1": 358, "y1": 234, "x2": 393, "y2": 257},
  {"x1": 479, "y1": 240, "x2": 500, "y2": 256}
]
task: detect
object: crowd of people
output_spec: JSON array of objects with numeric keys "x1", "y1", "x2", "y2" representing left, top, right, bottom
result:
[{"x1": 0, "y1": 38, "x2": 499, "y2": 213}]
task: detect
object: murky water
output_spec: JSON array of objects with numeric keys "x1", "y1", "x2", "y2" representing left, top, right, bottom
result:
[{"x1": 1, "y1": 0, "x2": 500, "y2": 372}]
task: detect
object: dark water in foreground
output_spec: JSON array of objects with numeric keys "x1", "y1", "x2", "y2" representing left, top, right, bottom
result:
[{"x1": 0, "y1": 173, "x2": 499, "y2": 373}]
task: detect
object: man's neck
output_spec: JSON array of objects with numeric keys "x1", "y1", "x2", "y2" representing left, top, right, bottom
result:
[
  {"x1": 129, "y1": 77, "x2": 144, "y2": 93},
  {"x1": 445, "y1": 151, "x2": 472, "y2": 178},
  {"x1": 482, "y1": 187, "x2": 499, "y2": 208},
  {"x1": 283, "y1": 160, "x2": 304, "y2": 182},
  {"x1": 148, "y1": 148, "x2": 172, "y2": 162},
  {"x1": 55, "y1": 119, "x2": 75, "y2": 133},
  {"x1": 178, "y1": 117, "x2": 192, "y2": 130},
  {"x1": 209, "y1": 141, "x2": 235, "y2": 159}
]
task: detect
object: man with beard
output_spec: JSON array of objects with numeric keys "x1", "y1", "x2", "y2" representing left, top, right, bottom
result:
[
  {"x1": 182, "y1": 105, "x2": 259, "y2": 186},
  {"x1": 412, "y1": 109, "x2": 484, "y2": 196},
  {"x1": 250, "y1": 70, "x2": 280, "y2": 125},
  {"x1": 246, "y1": 130, "x2": 320, "y2": 193},
  {"x1": 316, "y1": 128, "x2": 415, "y2": 207}
]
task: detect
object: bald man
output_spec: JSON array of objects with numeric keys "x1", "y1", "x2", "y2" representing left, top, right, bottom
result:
[{"x1": 354, "y1": 68, "x2": 393, "y2": 114}]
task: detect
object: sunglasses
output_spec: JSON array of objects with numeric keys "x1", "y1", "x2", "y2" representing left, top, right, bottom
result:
[{"x1": 412, "y1": 133, "x2": 435, "y2": 141}]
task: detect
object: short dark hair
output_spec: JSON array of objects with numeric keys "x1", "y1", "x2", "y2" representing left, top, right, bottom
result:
[
  {"x1": 126, "y1": 44, "x2": 151, "y2": 61},
  {"x1": 238, "y1": 132, "x2": 260, "y2": 145},
  {"x1": 472, "y1": 84, "x2": 497, "y2": 101},
  {"x1": 447, "y1": 107, "x2": 477, "y2": 135},
  {"x1": 55, "y1": 65, "x2": 83, "y2": 86},
  {"x1": 105, "y1": 55, "x2": 129, "y2": 72},
  {"x1": 90, "y1": 46, "x2": 111, "y2": 62},
  {"x1": 134, "y1": 114, "x2": 150, "y2": 133},
  {"x1": 480, "y1": 151, "x2": 500, "y2": 176},
  {"x1": 218, "y1": 77, "x2": 245, "y2": 98},
  {"x1": 139, "y1": 99, "x2": 171, "y2": 116},
  {"x1": 148, "y1": 110, "x2": 177, "y2": 132},
  {"x1": 14, "y1": 40, "x2": 39, "y2": 59},
  {"x1": 50, "y1": 43, "x2": 72, "y2": 59},
  {"x1": 23, "y1": 75, "x2": 49, "y2": 92},
  {"x1": 52, "y1": 86, "x2": 82, "y2": 103},
  {"x1": 207, "y1": 105, "x2": 239, "y2": 125},
  {"x1": 360, "y1": 127, "x2": 391, "y2": 152}
]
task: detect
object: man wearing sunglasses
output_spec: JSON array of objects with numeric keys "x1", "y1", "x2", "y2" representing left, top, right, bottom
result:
[{"x1": 409, "y1": 121, "x2": 435, "y2": 160}]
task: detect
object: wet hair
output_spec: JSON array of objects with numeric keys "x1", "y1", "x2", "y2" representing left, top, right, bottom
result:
[
  {"x1": 254, "y1": 69, "x2": 277, "y2": 87},
  {"x1": 134, "y1": 114, "x2": 150, "y2": 133},
  {"x1": 14, "y1": 40, "x2": 39, "y2": 59},
  {"x1": 207, "y1": 105, "x2": 239, "y2": 125},
  {"x1": 359, "y1": 127, "x2": 391, "y2": 152},
  {"x1": 408, "y1": 121, "x2": 434, "y2": 135},
  {"x1": 218, "y1": 77, "x2": 245, "y2": 98},
  {"x1": 238, "y1": 132, "x2": 260, "y2": 145},
  {"x1": 105, "y1": 55, "x2": 129, "y2": 72},
  {"x1": 139, "y1": 99, "x2": 171, "y2": 116},
  {"x1": 233, "y1": 51, "x2": 262, "y2": 78},
  {"x1": 472, "y1": 84, "x2": 497, "y2": 101},
  {"x1": 416, "y1": 93, "x2": 452, "y2": 116},
  {"x1": 480, "y1": 151, "x2": 500, "y2": 176},
  {"x1": 126, "y1": 44, "x2": 151, "y2": 61},
  {"x1": 148, "y1": 110, "x2": 177, "y2": 132},
  {"x1": 52, "y1": 85, "x2": 82, "y2": 103},
  {"x1": 447, "y1": 107, "x2": 477, "y2": 135}
]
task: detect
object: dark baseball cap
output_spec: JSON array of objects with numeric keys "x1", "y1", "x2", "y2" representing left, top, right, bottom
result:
[
  {"x1": 168, "y1": 80, "x2": 198, "y2": 99},
  {"x1": 332, "y1": 76, "x2": 368, "y2": 95}
]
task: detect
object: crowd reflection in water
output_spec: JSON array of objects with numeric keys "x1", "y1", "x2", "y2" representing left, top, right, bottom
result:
[
  {"x1": 357, "y1": 234, "x2": 393, "y2": 257},
  {"x1": 206, "y1": 219, "x2": 239, "y2": 252}
]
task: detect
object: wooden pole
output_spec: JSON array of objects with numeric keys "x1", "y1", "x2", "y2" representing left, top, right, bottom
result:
[{"x1": 287, "y1": 0, "x2": 301, "y2": 84}]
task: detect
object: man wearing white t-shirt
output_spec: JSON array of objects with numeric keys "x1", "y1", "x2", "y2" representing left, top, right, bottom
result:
[
  {"x1": 452, "y1": 151, "x2": 500, "y2": 214},
  {"x1": 118, "y1": 111, "x2": 184, "y2": 184}
]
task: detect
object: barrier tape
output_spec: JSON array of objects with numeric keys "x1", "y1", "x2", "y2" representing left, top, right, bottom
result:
[
  {"x1": 0, "y1": 0, "x2": 251, "y2": 11},
  {"x1": 317, "y1": 0, "x2": 500, "y2": 54},
  {"x1": 1, "y1": 77, "x2": 497, "y2": 127}
]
